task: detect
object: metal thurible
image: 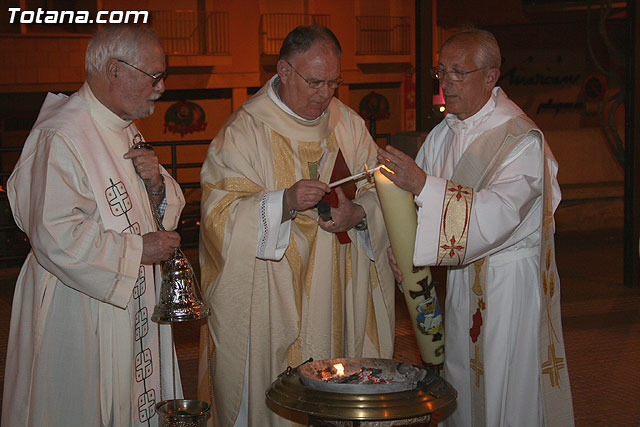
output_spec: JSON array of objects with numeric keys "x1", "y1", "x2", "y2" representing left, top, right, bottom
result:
[{"x1": 151, "y1": 247, "x2": 211, "y2": 323}]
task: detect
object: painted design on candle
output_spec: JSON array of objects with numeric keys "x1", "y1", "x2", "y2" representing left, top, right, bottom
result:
[
  {"x1": 416, "y1": 297, "x2": 443, "y2": 336},
  {"x1": 410, "y1": 276, "x2": 444, "y2": 338}
]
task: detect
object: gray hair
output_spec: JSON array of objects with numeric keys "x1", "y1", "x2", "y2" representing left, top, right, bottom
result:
[
  {"x1": 444, "y1": 27, "x2": 502, "y2": 70},
  {"x1": 85, "y1": 25, "x2": 160, "y2": 76},
  {"x1": 278, "y1": 25, "x2": 342, "y2": 61}
]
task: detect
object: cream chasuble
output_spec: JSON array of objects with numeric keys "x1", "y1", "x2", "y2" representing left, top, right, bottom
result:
[
  {"x1": 200, "y1": 82, "x2": 395, "y2": 427},
  {"x1": 4, "y1": 83, "x2": 185, "y2": 426},
  {"x1": 414, "y1": 88, "x2": 573, "y2": 427}
]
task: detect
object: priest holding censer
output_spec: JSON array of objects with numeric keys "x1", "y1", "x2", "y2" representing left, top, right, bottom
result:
[{"x1": 377, "y1": 28, "x2": 574, "y2": 427}]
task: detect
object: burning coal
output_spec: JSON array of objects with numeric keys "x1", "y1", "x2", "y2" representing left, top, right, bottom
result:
[{"x1": 317, "y1": 363, "x2": 393, "y2": 385}]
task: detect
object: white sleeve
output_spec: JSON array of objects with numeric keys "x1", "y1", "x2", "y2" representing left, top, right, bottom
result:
[
  {"x1": 413, "y1": 175, "x2": 448, "y2": 265},
  {"x1": 414, "y1": 134, "x2": 545, "y2": 266},
  {"x1": 7, "y1": 130, "x2": 142, "y2": 307},
  {"x1": 256, "y1": 189, "x2": 291, "y2": 260}
]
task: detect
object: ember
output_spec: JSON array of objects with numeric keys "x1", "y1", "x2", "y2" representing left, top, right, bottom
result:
[
  {"x1": 319, "y1": 363, "x2": 345, "y2": 379},
  {"x1": 322, "y1": 367, "x2": 392, "y2": 385},
  {"x1": 299, "y1": 357, "x2": 433, "y2": 394}
]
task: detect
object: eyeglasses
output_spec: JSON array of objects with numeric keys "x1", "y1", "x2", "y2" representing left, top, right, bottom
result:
[
  {"x1": 430, "y1": 67, "x2": 484, "y2": 82},
  {"x1": 286, "y1": 61, "x2": 343, "y2": 89},
  {"x1": 117, "y1": 59, "x2": 168, "y2": 87}
]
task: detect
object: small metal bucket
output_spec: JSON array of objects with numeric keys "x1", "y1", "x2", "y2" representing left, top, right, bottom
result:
[{"x1": 156, "y1": 399, "x2": 210, "y2": 427}]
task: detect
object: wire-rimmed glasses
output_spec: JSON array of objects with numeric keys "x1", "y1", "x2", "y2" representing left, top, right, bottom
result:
[
  {"x1": 430, "y1": 67, "x2": 485, "y2": 82},
  {"x1": 117, "y1": 59, "x2": 168, "y2": 87},
  {"x1": 286, "y1": 61, "x2": 343, "y2": 89}
]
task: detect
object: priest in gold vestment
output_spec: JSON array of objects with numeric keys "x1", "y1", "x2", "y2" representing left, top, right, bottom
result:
[{"x1": 199, "y1": 26, "x2": 395, "y2": 426}]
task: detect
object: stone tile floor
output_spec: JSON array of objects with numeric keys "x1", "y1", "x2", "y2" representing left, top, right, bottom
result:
[{"x1": 1, "y1": 228, "x2": 639, "y2": 425}]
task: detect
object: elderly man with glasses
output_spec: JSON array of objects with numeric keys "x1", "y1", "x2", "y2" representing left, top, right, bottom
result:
[
  {"x1": 378, "y1": 28, "x2": 574, "y2": 426},
  {"x1": 3, "y1": 25, "x2": 184, "y2": 426},
  {"x1": 199, "y1": 25, "x2": 395, "y2": 426}
]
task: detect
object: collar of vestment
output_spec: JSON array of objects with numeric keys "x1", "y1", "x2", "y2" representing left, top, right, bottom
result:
[
  {"x1": 267, "y1": 75, "x2": 327, "y2": 123},
  {"x1": 445, "y1": 87, "x2": 525, "y2": 137},
  {"x1": 79, "y1": 82, "x2": 133, "y2": 131},
  {"x1": 242, "y1": 75, "x2": 336, "y2": 141}
]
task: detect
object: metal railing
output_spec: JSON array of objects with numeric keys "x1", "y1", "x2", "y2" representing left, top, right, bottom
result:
[
  {"x1": 153, "y1": 139, "x2": 209, "y2": 249},
  {"x1": 356, "y1": 16, "x2": 410, "y2": 55},
  {"x1": 259, "y1": 14, "x2": 331, "y2": 55},
  {"x1": 151, "y1": 10, "x2": 230, "y2": 55}
]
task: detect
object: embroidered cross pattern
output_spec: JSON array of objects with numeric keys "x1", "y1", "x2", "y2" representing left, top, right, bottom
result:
[
  {"x1": 447, "y1": 183, "x2": 472, "y2": 201},
  {"x1": 122, "y1": 222, "x2": 141, "y2": 235},
  {"x1": 440, "y1": 236, "x2": 465, "y2": 260},
  {"x1": 541, "y1": 341, "x2": 565, "y2": 387},
  {"x1": 135, "y1": 348, "x2": 154, "y2": 382},
  {"x1": 137, "y1": 389, "x2": 156, "y2": 422},
  {"x1": 470, "y1": 344, "x2": 484, "y2": 387},
  {"x1": 437, "y1": 181, "x2": 473, "y2": 265},
  {"x1": 135, "y1": 307, "x2": 149, "y2": 341},
  {"x1": 133, "y1": 267, "x2": 146, "y2": 299},
  {"x1": 105, "y1": 181, "x2": 132, "y2": 216}
]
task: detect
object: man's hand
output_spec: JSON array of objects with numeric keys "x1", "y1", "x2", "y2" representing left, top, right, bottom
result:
[
  {"x1": 377, "y1": 145, "x2": 427, "y2": 196},
  {"x1": 124, "y1": 146, "x2": 163, "y2": 193},
  {"x1": 285, "y1": 179, "x2": 330, "y2": 213},
  {"x1": 141, "y1": 231, "x2": 181, "y2": 264},
  {"x1": 387, "y1": 246, "x2": 403, "y2": 283},
  {"x1": 317, "y1": 187, "x2": 365, "y2": 233}
]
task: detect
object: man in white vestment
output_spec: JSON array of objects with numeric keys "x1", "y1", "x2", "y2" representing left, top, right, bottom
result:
[
  {"x1": 378, "y1": 29, "x2": 574, "y2": 426},
  {"x1": 199, "y1": 26, "x2": 395, "y2": 426},
  {"x1": 3, "y1": 25, "x2": 185, "y2": 426}
]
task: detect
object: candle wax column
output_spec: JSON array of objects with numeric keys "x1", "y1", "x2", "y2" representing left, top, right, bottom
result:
[{"x1": 373, "y1": 168, "x2": 444, "y2": 369}]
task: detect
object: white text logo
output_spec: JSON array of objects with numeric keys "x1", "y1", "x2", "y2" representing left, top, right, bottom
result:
[{"x1": 8, "y1": 8, "x2": 149, "y2": 24}]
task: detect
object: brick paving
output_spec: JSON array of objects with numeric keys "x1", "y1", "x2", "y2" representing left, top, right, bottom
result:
[{"x1": 1, "y1": 228, "x2": 639, "y2": 425}]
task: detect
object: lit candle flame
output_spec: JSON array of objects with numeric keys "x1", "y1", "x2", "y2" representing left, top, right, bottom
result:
[{"x1": 334, "y1": 363, "x2": 345, "y2": 376}]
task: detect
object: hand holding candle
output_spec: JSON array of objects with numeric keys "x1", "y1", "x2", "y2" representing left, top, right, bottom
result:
[
  {"x1": 377, "y1": 146, "x2": 427, "y2": 196},
  {"x1": 374, "y1": 165, "x2": 444, "y2": 369}
]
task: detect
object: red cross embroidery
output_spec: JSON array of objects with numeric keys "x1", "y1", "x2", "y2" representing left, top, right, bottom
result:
[
  {"x1": 447, "y1": 184, "x2": 471, "y2": 201},
  {"x1": 440, "y1": 235, "x2": 465, "y2": 258}
]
